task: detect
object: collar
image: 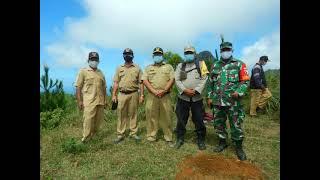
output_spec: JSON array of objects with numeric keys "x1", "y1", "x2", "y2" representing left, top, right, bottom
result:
[
  {"x1": 153, "y1": 61, "x2": 166, "y2": 66},
  {"x1": 86, "y1": 66, "x2": 99, "y2": 72},
  {"x1": 256, "y1": 63, "x2": 263, "y2": 67},
  {"x1": 121, "y1": 63, "x2": 135, "y2": 67},
  {"x1": 219, "y1": 57, "x2": 236, "y2": 64}
]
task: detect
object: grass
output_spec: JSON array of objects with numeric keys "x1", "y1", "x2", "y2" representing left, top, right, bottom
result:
[{"x1": 40, "y1": 99, "x2": 280, "y2": 179}]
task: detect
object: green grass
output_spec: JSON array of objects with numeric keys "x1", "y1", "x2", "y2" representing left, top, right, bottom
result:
[{"x1": 40, "y1": 101, "x2": 279, "y2": 179}]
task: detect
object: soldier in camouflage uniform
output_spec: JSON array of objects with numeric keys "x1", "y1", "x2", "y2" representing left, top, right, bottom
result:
[{"x1": 207, "y1": 41, "x2": 250, "y2": 160}]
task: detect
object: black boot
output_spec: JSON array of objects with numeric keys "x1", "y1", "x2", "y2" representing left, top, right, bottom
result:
[
  {"x1": 213, "y1": 138, "x2": 228, "y2": 152},
  {"x1": 197, "y1": 139, "x2": 206, "y2": 150},
  {"x1": 256, "y1": 107, "x2": 266, "y2": 114},
  {"x1": 197, "y1": 133, "x2": 206, "y2": 150},
  {"x1": 235, "y1": 140, "x2": 247, "y2": 161},
  {"x1": 174, "y1": 138, "x2": 184, "y2": 149}
]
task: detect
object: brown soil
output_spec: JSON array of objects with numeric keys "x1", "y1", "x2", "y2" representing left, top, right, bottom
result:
[{"x1": 176, "y1": 152, "x2": 264, "y2": 180}]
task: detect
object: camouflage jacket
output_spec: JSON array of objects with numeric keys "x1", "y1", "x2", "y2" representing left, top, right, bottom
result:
[{"x1": 207, "y1": 57, "x2": 250, "y2": 106}]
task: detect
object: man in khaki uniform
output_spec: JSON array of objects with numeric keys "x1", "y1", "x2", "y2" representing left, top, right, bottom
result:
[
  {"x1": 75, "y1": 52, "x2": 107, "y2": 142},
  {"x1": 249, "y1": 56, "x2": 273, "y2": 116},
  {"x1": 112, "y1": 48, "x2": 144, "y2": 144},
  {"x1": 142, "y1": 47, "x2": 175, "y2": 146}
]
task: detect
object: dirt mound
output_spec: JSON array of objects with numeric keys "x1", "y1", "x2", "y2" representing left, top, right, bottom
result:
[{"x1": 176, "y1": 152, "x2": 264, "y2": 180}]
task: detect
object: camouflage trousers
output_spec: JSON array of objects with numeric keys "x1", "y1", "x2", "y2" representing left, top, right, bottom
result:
[{"x1": 212, "y1": 104, "x2": 245, "y2": 141}]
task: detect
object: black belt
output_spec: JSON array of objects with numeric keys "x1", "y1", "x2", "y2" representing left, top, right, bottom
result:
[{"x1": 120, "y1": 90, "x2": 138, "y2": 94}]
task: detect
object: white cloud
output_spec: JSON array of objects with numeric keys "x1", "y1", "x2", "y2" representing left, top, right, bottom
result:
[
  {"x1": 46, "y1": 42, "x2": 97, "y2": 67},
  {"x1": 45, "y1": 0, "x2": 279, "y2": 67},
  {"x1": 241, "y1": 30, "x2": 280, "y2": 71}
]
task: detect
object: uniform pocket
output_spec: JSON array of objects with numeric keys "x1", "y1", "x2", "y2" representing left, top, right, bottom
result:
[
  {"x1": 132, "y1": 69, "x2": 140, "y2": 83},
  {"x1": 211, "y1": 69, "x2": 220, "y2": 82},
  {"x1": 227, "y1": 70, "x2": 239, "y2": 82},
  {"x1": 162, "y1": 71, "x2": 170, "y2": 81},
  {"x1": 148, "y1": 70, "x2": 156, "y2": 80},
  {"x1": 119, "y1": 70, "x2": 125, "y2": 79},
  {"x1": 211, "y1": 73, "x2": 219, "y2": 82},
  {"x1": 194, "y1": 71, "x2": 200, "y2": 79},
  {"x1": 84, "y1": 77, "x2": 94, "y2": 93},
  {"x1": 98, "y1": 76, "x2": 105, "y2": 87}
]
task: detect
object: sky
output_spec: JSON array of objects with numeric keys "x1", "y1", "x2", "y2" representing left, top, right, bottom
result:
[{"x1": 40, "y1": 0, "x2": 280, "y2": 94}]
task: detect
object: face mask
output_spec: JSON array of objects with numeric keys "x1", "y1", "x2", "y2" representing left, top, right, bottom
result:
[
  {"x1": 89, "y1": 60, "x2": 99, "y2": 68},
  {"x1": 184, "y1": 54, "x2": 195, "y2": 62},
  {"x1": 123, "y1": 54, "x2": 133, "y2": 62},
  {"x1": 153, "y1": 55, "x2": 163, "y2": 63},
  {"x1": 221, "y1": 51, "x2": 232, "y2": 59}
]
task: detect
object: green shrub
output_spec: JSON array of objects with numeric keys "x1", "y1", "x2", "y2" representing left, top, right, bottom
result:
[
  {"x1": 266, "y1": 96, "x2": 280, "y2": 115},
  {"x1": 61, "y1": 138, "x2": 87, "y2": 154},
  {"x1": 265, "y1": 69, "x2": 280, "y2": 119},
  {"x1": 40, "y1": 108, "x2": 64, "y2": 130}
]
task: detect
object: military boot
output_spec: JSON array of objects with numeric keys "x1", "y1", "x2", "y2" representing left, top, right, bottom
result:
[
  {"x1": 197, "y1": 139, "x2": 206, "y2": 150},
  {"x1": 256, "y1": 107, "x2": 266, "y2": 114},
  {"x1": 235, "y1": 140, "x2": 247, "y2": 161},
  {"x1": 174, "y1": 138, "x2": 184, "y2": 149},
  {"x1": 197, "y1": 133, "x2": 206, "y2": 150},
  {"x1": 213, "y1": 138, "x2": 228, "y2": 152}
]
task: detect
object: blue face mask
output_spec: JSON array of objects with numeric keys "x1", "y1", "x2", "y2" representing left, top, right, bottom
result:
[
  {"x1": 184, "y1": 54, "x2": 195, "y2": 62},
  {"x1": 153, "y1": 55, "x2": 163, "y2": 63}
]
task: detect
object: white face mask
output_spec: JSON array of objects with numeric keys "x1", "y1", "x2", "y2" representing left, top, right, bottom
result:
[
  {"x1": 221, "y1": 51, "x2": 232, "y2": 59},
  {"x1": 89, "y1": 60, "x2": 99, "y2": 68}
]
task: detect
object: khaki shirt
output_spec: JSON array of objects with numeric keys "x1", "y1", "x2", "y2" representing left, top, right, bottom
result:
[
  {"x1": 141, "y1": 62, "x2": 175, "y2": 90},
  {"x1": 75, "y1": 67, "x2": 106, "y2": 107},
  {"x1": 113, "y1": 63, "x2": 142, "y2": 92}
]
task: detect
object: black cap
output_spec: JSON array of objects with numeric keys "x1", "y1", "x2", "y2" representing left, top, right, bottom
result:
[
  {"x1": 153, "y1": 47, "x2": 163, "y2": 54},
  {"x1": 260, "y1": 56, "x2": 269, "y2": 62},
  {"x1": 123, "y1": 48, "x2": 133, "y2": 54},
  {"x1": 88, "y1": 52, "x2": 99, "y2": 60}
]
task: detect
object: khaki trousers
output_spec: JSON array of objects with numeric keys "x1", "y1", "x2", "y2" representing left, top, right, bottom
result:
[
  {"x1": 145, "y1": 93, "x2": 173, "y2": 142},
  {"x1": 250, "y1": 88, "x2": 272, "y2": 116},
  {"x1": 82, "y1": 105, "x2": 104, "y2": 141},
  {"x1": 116, "y1": 91, "x2": 139, "y2": 138}
]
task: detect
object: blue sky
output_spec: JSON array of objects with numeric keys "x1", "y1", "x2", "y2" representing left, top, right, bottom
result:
[{"x1": 41, "y1": 0, "x2": 280, "y2": 94}]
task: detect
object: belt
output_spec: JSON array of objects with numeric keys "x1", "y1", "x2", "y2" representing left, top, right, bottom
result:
[{"x1": 120, "y1": 90, "x2": 138, "y2": 94}]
